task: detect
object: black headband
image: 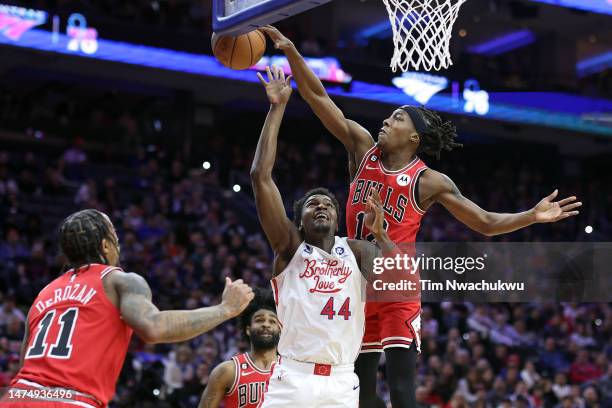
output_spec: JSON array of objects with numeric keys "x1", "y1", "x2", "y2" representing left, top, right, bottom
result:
[{"x1": 400, "y1": 105, "x2": 428, "y2": 135}]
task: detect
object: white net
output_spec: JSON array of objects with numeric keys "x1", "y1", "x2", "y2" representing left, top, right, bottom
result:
[{"x1": 382, "y1": 0, "x2": 467, "y2": 72}]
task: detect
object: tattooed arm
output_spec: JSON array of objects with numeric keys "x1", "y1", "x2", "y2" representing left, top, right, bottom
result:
[
  {"x1": 109, "y1": 271, "x2": 253, "y2": 344},
  {"x1": 198, "y1": 360, "x2": 235, "y2": 408},
  {"x1": 418, "y1": 169, "x2": 580, "y2": 236}
]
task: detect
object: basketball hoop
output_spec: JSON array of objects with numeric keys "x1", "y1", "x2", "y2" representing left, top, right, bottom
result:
[{"x1": 382, "y1": 0, "x2": 467, "y2": 72}]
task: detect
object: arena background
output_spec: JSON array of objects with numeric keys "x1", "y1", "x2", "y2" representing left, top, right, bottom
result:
[{"x1": 0, "y1": 0, "x2": 611, "y2": 407}]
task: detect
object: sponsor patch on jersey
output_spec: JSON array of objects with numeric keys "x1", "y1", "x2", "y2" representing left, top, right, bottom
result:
[
  {"x1": 396, "y1": 174, "x2": 411, "y2": 187},
  {"x1": 370, "y1": 155, "x2": 378, "y2": 162},
  {"x1": 334, "y1": 247, "x2": 345, "y2": 255},
  {"x1": 241, "y1": 363, "x2": 249, "y2": 370},
  {"x1": 304, "y1": 244, "x2": 313, "y2": 254}
]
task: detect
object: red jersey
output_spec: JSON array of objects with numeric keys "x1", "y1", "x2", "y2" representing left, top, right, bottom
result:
[
  {"x1": 13, "y1": 264, "x2": 133, "y2": 407},
  {"x1": 224, "y1": 353, "x2": 274, "y2": 408},
  {"x1": 347, "y1": 145, "x2": 428, "y2": 243}
]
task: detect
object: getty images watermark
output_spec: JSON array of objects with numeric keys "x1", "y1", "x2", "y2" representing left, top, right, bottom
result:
[
  {"x1": 371, "y1": 253, "x2": 525, "y2": 292},
  {"x1": 365, "y1": 243, "x2": 612, "y2": 303}
]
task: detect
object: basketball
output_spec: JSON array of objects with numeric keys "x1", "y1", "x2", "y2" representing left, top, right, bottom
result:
[{"x1": 212, "y1": 30, "x2": 266, "y2": 70}]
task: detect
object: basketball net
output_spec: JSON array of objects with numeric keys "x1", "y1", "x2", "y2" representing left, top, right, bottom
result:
[{"x1": 382, "y1": 0, "x2": 467, "y2": 72}]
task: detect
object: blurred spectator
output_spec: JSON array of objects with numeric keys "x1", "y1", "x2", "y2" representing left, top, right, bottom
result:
[{"x1": 569, "y1": 350, "x2": 603, "y2": 384}]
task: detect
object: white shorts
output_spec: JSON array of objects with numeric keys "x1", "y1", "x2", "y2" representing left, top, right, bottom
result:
[{"x1": 259, "y1": 358, "x2": 359, "y2": 408}]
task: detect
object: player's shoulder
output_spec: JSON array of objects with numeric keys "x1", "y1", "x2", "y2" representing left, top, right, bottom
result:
[
  {"x1": 418, "y1": 168, "x2": 447, "y2": 188},
  {"x1": 346, "y1": 238, "x2": 374, "y2": 259},
  {"x1": 209, "y1": 359, "x2": 237, "y2": 385},
  {"x1": 105, "y1": 270, "x2": 150, "y2": 295}
]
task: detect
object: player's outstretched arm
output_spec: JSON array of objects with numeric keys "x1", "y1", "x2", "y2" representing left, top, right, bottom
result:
[
  {"x1": 419, "y1": 169, "x2": 581, "y2": 236},
  {"x1": 348, "y1": 151, "x2": 357, "y2": 182},
  {"x1": 198, "y1": 360, "x2": 235, "y2": 408},
  {"x1": 259, "y1": 26, "x2": 374, "y2": 163},
  {"x1": 349, "y1": 190, "x2": 395, "y2": 280},
  {"x1": 111, "y1": 272, "x2": 253, "y2": 344},
  {"x1": 251, "y1": 66, "x2": 301, "y2": 263}
]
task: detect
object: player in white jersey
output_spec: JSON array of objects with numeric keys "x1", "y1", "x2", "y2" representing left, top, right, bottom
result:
[{"x1": 250, "y1": 66, "x2": 396, "y2": 408}]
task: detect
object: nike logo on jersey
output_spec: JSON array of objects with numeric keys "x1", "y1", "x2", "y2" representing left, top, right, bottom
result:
[
  {"x1": 242, "y1": 371, "x2": 255, "y2": 376},
  {"x1": 365, "y1": 165, "x2": 378, "y2": 170},
  {"x1": 353, "y1": 385, "x2": 360, "y2": 390}
]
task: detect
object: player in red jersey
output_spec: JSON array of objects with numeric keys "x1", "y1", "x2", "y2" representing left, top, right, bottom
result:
[
  {"x1": 198, "y1": 289, "x2": 280, "y2": 408},
  {"x1": 4, "y1": 209, "x2": 254, "y2": 408},
  {"x1": 260, "y1": 26, "x2": 582, "y2": 408}
]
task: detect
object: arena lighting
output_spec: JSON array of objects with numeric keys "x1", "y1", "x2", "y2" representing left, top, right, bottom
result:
[
  {"x1": 252, "y1": 55, "x2": 352, "y2": 84},
  {"x1": 392, "y1": 72, "x2": 448, "y2": 104},
  {"x1": 0, "y1": 3, "x2": 47, "y2": 41},
  {"x1": 356, "y1": 20, "x2": 393, "y2": 40},
  {"x1": 585, "y1": 225, "x2": 593, "y2": 234},
  {"x1": 529, "y1": 0, "x2": 612, "y2": 16},
  {"x1": 467, "y1": 29, "x2": 536, "y2": 56},
  {"x1": 202, "y1": 161, "x2": 211, "y2": 170},
  {"x1": 577, "y1": 51, "x2": 612, "y2": 77},
  {"x1": 1, "y1": 29, "x2": 611, "y2": 136},
  {"x1": 233, "y1": 184, "x2": 241, "y2": 193}
]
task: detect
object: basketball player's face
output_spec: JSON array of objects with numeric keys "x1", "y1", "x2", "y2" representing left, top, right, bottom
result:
[
  {"x1": 378, "y1": 109, "x2": 418, "y2": 152},
  {"x1": 301, "y1": 195, "x2": 338, "y2": 236},
  {"x1": 247, "y1": 309, "x2": 280, "y2": 350}
]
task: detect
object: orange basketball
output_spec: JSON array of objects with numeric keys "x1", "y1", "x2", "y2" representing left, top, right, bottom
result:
[{"x1": 212, "y1": 30, "x2": 266, "y2": 70}]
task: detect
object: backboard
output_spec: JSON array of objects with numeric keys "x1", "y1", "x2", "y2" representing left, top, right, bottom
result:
[{"x1": 213, "y1": 0, "x2": 333, "y2": 37}]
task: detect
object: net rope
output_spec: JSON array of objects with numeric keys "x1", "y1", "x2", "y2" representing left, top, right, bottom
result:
[{"x1": 382, "y1": 0, "x2": 467, "y2": 72}]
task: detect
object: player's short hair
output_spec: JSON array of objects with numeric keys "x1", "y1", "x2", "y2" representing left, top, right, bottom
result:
[
  {"x1": 292, "y1": 187, "x2": 340, "y2": 230},
  {"x1": 403, "y1": 106, "x2": 462, "y2": 159},
  {"x1": 59, "y1": 209, "x2": 116, "y2": 269},
  {"x1": 239, "y1": 288, "x2": 277, "y2": 341}
]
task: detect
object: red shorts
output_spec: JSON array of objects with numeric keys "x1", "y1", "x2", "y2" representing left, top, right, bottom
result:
[{"x1": 360, "y1": 302, "x2": 421, "y2": 353}]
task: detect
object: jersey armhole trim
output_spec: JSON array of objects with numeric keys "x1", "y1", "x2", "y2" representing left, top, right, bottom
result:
[
  {"x1": 100, "y1": 266, "x2": 122, "y2": 280},
  {"x1": 410, "y1": 167, "x2": 428, "y2": 215},
  {"x1": 350, "y1": 144, "x2": 378, "y2": 186},
  {"x1": 225, "y1": 357, "x2": 240, "y2": 396},
  {"x1": 99, "y1": 267, "x2": 128, "y2": 317}
]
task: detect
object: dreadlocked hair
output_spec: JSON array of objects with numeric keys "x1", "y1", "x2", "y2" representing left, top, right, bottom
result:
[
  {"x1": 292, "y1": 187, "x2": 340, "y2": 233},
  {"x1": 239, "y1": 288, "x2": 277, "y2": 341},
  {"x1": 59, "y1": 209, "x2": 115, "y2": 270},
  {"x1": 415, "y1": 107, "x2": 462, "y2": 160}
]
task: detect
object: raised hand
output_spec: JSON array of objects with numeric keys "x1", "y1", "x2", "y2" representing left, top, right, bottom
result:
[
  {"x1": 257, "y1": 65, "x2": 293, "y2": 105},
  {"x1": 259, "y1": 25, "x2": 294, "y2": 52},
  {"x1": 532, "y1": 189, "x2": 581, "y2": 223},
  {"x1": 364, "y1": 189, "x2": 386, "y2": 238},
  {"x1": 220, "y1": 277, "x2": 254, "y2": 317}
]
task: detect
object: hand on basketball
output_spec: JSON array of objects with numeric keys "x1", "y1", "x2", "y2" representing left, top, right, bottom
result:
[
  {"x1": 259, "y1": 26, "x2": 294, "y2": 52},
  {"x1": 532, "y1": 189, "x2": 582, "y2": 223},
  {"x1": 220, "y1": 277, "x2": 254, "y2": 318},
  {"x1": 257, "y1": 65, "x2": 293, "y2": 105},
  {"x1": 364, "y1": 189, "x2": 386, "y2": 238}
]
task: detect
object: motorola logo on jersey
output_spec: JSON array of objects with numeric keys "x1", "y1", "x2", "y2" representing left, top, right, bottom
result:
[{"x1": 396, "y1": 174, "x2": 411, "y2": 186}]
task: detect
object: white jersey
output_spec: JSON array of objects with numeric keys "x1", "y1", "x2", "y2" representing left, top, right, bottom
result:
[{"x1": 270, "y1": 236, "x2": 366, "y2": 366}]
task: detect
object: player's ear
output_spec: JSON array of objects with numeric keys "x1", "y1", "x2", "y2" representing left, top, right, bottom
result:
[
  {"x1": 101, "y1": 238, "x2": 111, "y2": 255},
  {"x1": 410, "y1": 132, "x2": 420, "y2": 144}
]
